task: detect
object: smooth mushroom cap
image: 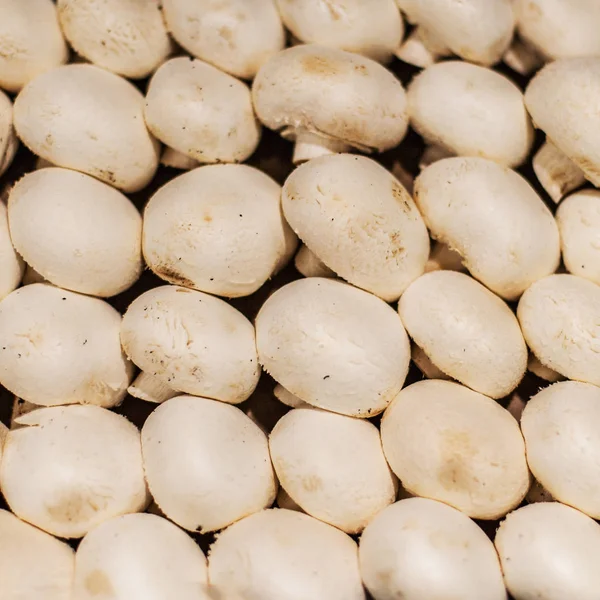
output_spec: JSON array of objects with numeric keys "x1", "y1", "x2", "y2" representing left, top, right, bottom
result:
[
  {"x1": 0, "y1": 405, "x2": 148, "y2": 538},
  {"x1": 414, "y1": 157, "x2": 560, "y2": 300},
  {"x1": 8, "y1": 168, "x2": 142, "y2": 297},
  {"x1": 275, "y1": 0, "x2": 403, "y2": 63},
  {"x1": 0, "y1": 283, "x2": 133, "y2": 407},
  {"x1": 399, "y1": 271, "x2": 527, "y2": 398},
  {"x1": 120, "y1": 285, "x2": 260, "y2": 403},
  {"x1": 208, "y1": 509, "x2": 365, "y2": 600},
  {"x1": 0, "y1": 91, "x2": 18, "y2": 177},
  {"x1": 407, "y1": 61, "x2": 533, "y2": 168},
  {"x1": 359, "y1": 498, "x2": 506, "y2": 600},
  {"x1": 282, "y1": 154, "x2": 429, "y2": 302},
  {"x1": 141, "y1": 395, "x2": 276, "y2": 533},
  {"x1": 252, "y1": 44, "x2": 408, "y2": 153},
  {"x1": 161, "y1": 0, "x2": 285, "y2": 79},
  {"x1": 144, "y1": 57, "x2": 261, "y2": 165},
  {"x1": 143, "y1": 164, "x2": 296, "y2": 298},
  {"x1": 381, "y1": 380, "x2": 530, "y2": 519},
  {"x1": 0, "y1": 200, "x2": 23, "y2": 301},
  {"x1": 0, "y1": 0, "x2": 68, "y2": 93},
  {"x1": 73, "y1": 513, "x2": 210, "y2": 600},
  {"x1": 517, "y1": 274, "x2": 600, "y2": 386},
  {"x1": 13, "y1": 64, "x2": 159, "y2": 192},
  {"x1": 255, "y1": 278, "x2": 411, "y2": 417},
  {"x1": 495, "y1": 503, "x2": 600, "y2": 600},
  {"x1": 0, "y1": 509, "x2": 74, "y2": 600},
  {"x1": 269, "y1": 407, "x2": 397, "y2": 534}
]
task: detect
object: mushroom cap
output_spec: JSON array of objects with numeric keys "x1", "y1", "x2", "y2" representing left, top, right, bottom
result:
[
  {"x1": 120, "y1": 285, "x2": 260, "y2": 403},
  {"x1": 0, "y1": 90, "x2": 17, "y2": 177},
  {"x1": 255, "y1": 277, "x2": 411, "y2": 417},
  {"x1": 275, "y1": 0, "x2": 403, "y2": 63},
  {"x1": 359, "y1": 498, "x2": 506, "y2": 600},
  {"x1": 407, "y1": 61, "x2": 533, "y2": 168},
  {"x1": 208, "y1": 509, "x2": 365, "y2": 600},
  {"x1": 0, "y1": 283, "x2": 132, "y2": 407},
  {"x1": 8, "y1": 168, "x2": 142, "y2": 297},
  {"x1": 517, "y1": 274, "x2": 600, "y2": 386},
  {"x1": 0, "y1": 200, "x2": 23, "y2": 301},
  {"x1": 252, "y1": 44, "x2": 408, "y2": 153},
  {"x1": 0, "y1": 0, "x2": 68, "y2": 93},
  {"x1": 141, "y1": 395, "x2": 276, "y2": 533},
  {"x1": 381, "y1": 379, "x2": 530, "y2": 519},
  {"x1": 282, "y1": 154, "x2": 429, "y2": 302},
  {"x1": 143, "y1": 164, "x2": 296, "y2": 298},
  {"x1": 495, "y1": 503, "x2": 600, "y2": 600},
  {"x1": 556, "y1": 189, "x2": 600, "y2": 285},
  {"x1": 525, "y1": 57, "x2": 600, "y2": 187},
  {"x1": 0, "y1": 405, "x2": 148, "y2": 538},
  {"x1": 414, "y1": 157, "x2": 560, "y2": 300},
  {"x1": 57, "y1": 0, "x2": 171, "y2": 79},
  {"x1": 144, "y1": 57, "x2": 261, "y2": 165},
  {"x1": 73, "y1": 513, "x2": 209, "y2": 600},
  {"x1": 13, "y1": 64, "x2": 159, "y2": 192},
  {"x1": 399, "y1": 271, "x2": 527, "y2": 398},
  {"x1": 269, "y1": 407, "x2": 397, "y2": 534},
  {"x1": 161, "y1": 0, "x2": 284, "y2": 79}
]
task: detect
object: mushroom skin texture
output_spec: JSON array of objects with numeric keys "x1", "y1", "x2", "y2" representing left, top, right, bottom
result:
[
  {"x1": 414, "y1": 157, "x2": 560, "y2": 300},
  {"x1": 359, "y1": 498, "x2": 507, "y2": 600},
  {"x1": 0, "y1": 283, "x2": 133, "y2": 407},
  {"x1": 161, "y1": 0, "x2": 284, "y2": 80},
  {"x1": 282, "y1": 154, "x2": 429, "y2": 302},
  {"x1": 208, "y1": 509, "x2": 365, "y2": 600},
  {"x1": 144, "y1": 57, "x2": 260, "y2": 165},
  {"x1": 0, "y1": 405, "x2": 148, "y2": 538},
  {"x1": 73, "y1": 513, "x2": 210, "y2": 600},
  {"x1": 0, "y1": 0, "x2": 68, "y2": 93},
  {"x1": 8, "y1": 168, "x2": 143, "y2": 298},
  {"x1": 495, "y1": 502, "x2": 600, "y2": 600},
  {"x1": 0, "y1": 200, "x2": 23, "y2": 301},
  {"x1": 0, "y1": 91, "x2": 18, "y2": 177},
  {"x1": 13, "y1": 64, "x2": 159, "y2": 193},
  {"x1": 381, "y1": 380, "x2": 530, "y2": 519},
  {"x1": 121, "y1": 285, "x2": 259, "y2": 403},
  {"x1": 517, "y1": 274, "x2": 600, "y2": 386},
  {"x1": 407, "y1": 61, "x2": 533, "y2": 168},
  {"x1": 141, "y1": 395, "x2": 277, "y2": 533},
  {"x1": 269, "y1": 407, "x2": 397, "y2": 534},
  {"x1": 0, "y1": 509, "x2": 74, "y2": 600},
  {"x1": 252, "y1": 44, "x2": 408, "y2": 163},
  {"x1": 275, "y1": 0, "x2": 403, "y2": 63},
  {"x1": 399, "y1": 271, "x2": 528, "y2": 399},
  {"x1": 256, "y1": 278, "x2": 411, "y2": 417},
  {"x1": 143, "y1": 165, "x2": 296, "y2": 298}
]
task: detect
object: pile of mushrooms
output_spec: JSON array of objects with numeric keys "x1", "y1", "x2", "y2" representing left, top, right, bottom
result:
[{"x1": 2, "y1": 1, "x2": 600, "y2": 598}]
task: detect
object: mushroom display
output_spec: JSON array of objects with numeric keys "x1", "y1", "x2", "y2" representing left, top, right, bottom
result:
[
  {"x1": 0, "y1": 199, "x2": 23, "y2": 301},
  {"x1": 0, "y1": 90, "x2": 18, "y2": 177}
]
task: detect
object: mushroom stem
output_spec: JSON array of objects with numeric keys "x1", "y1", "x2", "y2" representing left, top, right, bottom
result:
[
  {"x1": 419, "y1": 144, "x2": 454, "y2": 170},
  {"x1": 160, "y1": 146, "x2": 200, "y2": 170},
  {"x1": 503, "y1": 37, "x2": 544, "y2": 76},
  {"x1": 128, "y1": 371, "x2": 178, "y2": 404},
  {"x1": 394, "y1": 27, "x2": 448, "y2": 68},
  {"x1": 273, "y1": 383, "x2": 310, "y2": 408},
  {"x1": 292, "y1": 131, "x2": 350, "y2": 164},
  {"x1": 533, "y1": 140, "x2": 586, "y2": 203},
  {"x1": 411, "y1": 344, "x2": 450, "y2": 380},
  {"x1": 294, "y1": 244, "x2": 336, "y2": 278},
  {"x1": 527, "y1": 353, "x2": 564, "y2": 383}
]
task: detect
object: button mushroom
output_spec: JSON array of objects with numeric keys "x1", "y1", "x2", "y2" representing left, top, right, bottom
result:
[{"x1": 0, "y1": 199, "x2": 23, "y2": 301}]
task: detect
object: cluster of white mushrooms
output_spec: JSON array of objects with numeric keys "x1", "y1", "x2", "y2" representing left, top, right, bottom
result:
[{"x1": 1, "y1": 1, "x2": 600, "y2": 599}]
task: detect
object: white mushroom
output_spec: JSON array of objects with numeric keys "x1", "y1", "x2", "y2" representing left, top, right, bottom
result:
[
  {"x1": 414, "y1": 157, "x2": 560, "y2": 300},
  {"x1": 161, "y1": 0, "x2": 285, "y2": 80},
  {"x1": 381, "y1": 379, "x2": 530, "y2": 519},
  {"x1": 0, "y1": 200, "x2": 23, "y2": 301},
  {"x1": 255, "y1": 278, "x2": 411, "y2": 417},
  {"x1": 72, "y1": 513, "x2": 210, "y2": 600},
  {"x1": 407, "y1": 61, "x2": 533, "y2": 168},
  {"x1": 0, "y1": 90, "x2": 18, "y2": 177},
  {"x1": 0, "y1": 405, "x2": 148, "y2": 538},
  {"x1": 252, "y1": 44, "x2": 408, "y2": 163},
  {"x1": 120, "y1": 285, "x2": 260, "y2": 403},
  {"x1": 294, "y1": 244, "x2": 336, "y2": 278},
  {"x1": 208, "y1": 509, "x2": 365, "y2": 600},
  {"x1": 495, "y1": 503, "x2": 600, "y2": 600},
  {"x1": 0, "y1": 509, "x2": 74, "y2": 600},
  {"x1": 359, "y1": 498, "x2": 507, "y2": 600},
  {"x1": 282, "y1": 154, "x2": 429, "y2": 301},
  {"x1": 144, "y1": 57, "x2": 260, "y2": 165},
  {"x1": 0, "y1": 0, "x2": 68, "y2": 93},
  {"x1": 0, "y1": 283, "x2": 133, "y2": 407},
  {"x1": 273, "y1": 383, "x2": 309, "y2": 409},
  {"x1": 13, "y1": 64, "x2": 159, "y2": 192},
  {"x1": 142, "y1": 165, "x2": 296, "y2": 297},
  {"x1": 141, "y1": 395, "x2": 276, "y2": 533}
]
